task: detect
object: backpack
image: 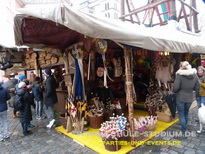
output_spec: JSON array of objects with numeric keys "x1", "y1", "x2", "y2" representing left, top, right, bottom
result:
[{"x1": 14, "y1": 95, "x2": 24, "y2": 111}]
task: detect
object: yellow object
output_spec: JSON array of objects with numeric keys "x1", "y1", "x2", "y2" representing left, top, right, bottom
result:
[{"x1": 56, "y1": 110, "x2": 178, "y2": 154}]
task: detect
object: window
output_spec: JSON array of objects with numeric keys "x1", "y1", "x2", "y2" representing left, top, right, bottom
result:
[{"x1": 114, "y1": 3, "x2": 117, "y2": 10}]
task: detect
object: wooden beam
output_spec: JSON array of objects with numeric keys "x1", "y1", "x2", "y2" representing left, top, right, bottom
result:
[
  {"x1": 177, "y1": 7, "x2": 183, "y2": 22},
  {"x1": 124, "y1": 46, "x2": 135, "y2": 147},
  {"x1": 189, "y1": 9, "x2": 193, "y2": 31},
  {"x1": 169, "y1": 0, "x2": 176, "y2": 19},
  {"x1": 191, "y1": 0, "x2": 199, "y2": 33},
  {"x1": 121, "y1": 0, "x2": 125, "y2": 21},
  {"x1": 178, "y1": 0, "x2": 199, "y2": 14},
  {"x1": 155, "y1": 6, "x2": 163, "y2": 25},
  {"x1": 119, "y1": 0, "x2": 172, "y2": 19},
  {"x1": 149, "y1": 8, "x2": 155, "y2": 25},
  {"x1": 126, "y1": 0, "x2": 134, "y2": 23},
  {"x1": 142, "y1": 9, "x2": 150, "y2": 24},
  {"x1": 129, "y1": 0, "x2": 141, "y2": 23},
  {"x1": 181, "y1": 3, "x2": 191, "y2": 30}
]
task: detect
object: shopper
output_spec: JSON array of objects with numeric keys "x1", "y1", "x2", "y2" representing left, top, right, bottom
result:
[
  {"x1": 32, "y1": 76, "x2": 43, "y2": 120},
  {"x1": 16, "y1": 82, "x2": 33, "y2": 136},
  {"x1": 196, "y1": 66, "x2": 205, "y2": 108},
  {"x1": 173, "y1": 61, "x2": 200, "y2": 136},
  {"x1": 43, "y1": 69, "x2": 57, "y2": 128},
  {"x1": 13, "y1": 74, "x2": 27, "y2": 118},
  {"x1": 0, "y1": 82, "x2": 11, "y2": 142}
]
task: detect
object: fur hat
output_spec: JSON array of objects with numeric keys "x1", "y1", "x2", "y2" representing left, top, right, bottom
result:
[
  {"x1": 180, "y1": 61, "x2": 191, "y2": 70},
  {"x1": 44, "y1": 69, "x2": 52, "y2": 76},
  {"x1": 19, "y1": 74, "x2": 26, "y2": 81},
  {"x1": 18, "y1": 82, "x2": 26, "y2": 88}
]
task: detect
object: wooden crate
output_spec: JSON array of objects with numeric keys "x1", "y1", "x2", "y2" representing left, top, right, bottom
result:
[{"x1": 156, "y1": 112, "x2": 178, "y2": 123}]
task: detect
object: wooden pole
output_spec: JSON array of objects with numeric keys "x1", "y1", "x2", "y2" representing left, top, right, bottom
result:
[
  {"x1": 121, "y1": 0, "x2": 125, "y2": 21},
  {"x1": 169, "y1": 0, "x2": 177, "y2": 20},
  {"x1": 124, "y1": 46, "x2": 135, "y2": 146},
  {"x1": 191, "y1": 0, "x2": 199, "y2": 33}
]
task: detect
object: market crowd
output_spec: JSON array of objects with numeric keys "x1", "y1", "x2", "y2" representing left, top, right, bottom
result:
[
  {"x1": 0, "y1": 68, "x2": 57, "y2": 142},
  {"x1": 0, "y1": 61, "x2": 205, "y2": 141}
]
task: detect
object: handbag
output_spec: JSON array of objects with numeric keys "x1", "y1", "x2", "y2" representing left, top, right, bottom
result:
[{"x1": 165, "y1": 93, "x2": 177, "y2": 118}]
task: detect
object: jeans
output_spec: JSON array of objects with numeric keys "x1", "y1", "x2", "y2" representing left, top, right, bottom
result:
[
  {"x1": 21, "y1": 122, "x2": 29, "y2": 132},
  {"x1": 196, "y1": 96, "x2": 205, "y2": 108},
  {"x1": 35, "y1": 100, "x2": 43, "y2": 118},
  {"x1": 176, "y1": 101, "x2": 192, "y2": 135},
  {"x1": 43, "y1": 105, "x2": 54, "y2": 121},
  {"x1": 0, "y1": 111, "x2": 9, "y2": 139}
]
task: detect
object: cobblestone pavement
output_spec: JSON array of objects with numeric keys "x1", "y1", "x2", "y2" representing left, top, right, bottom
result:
[{"x1": 0, "y1": 102, "x2": 204, "y2": 154}]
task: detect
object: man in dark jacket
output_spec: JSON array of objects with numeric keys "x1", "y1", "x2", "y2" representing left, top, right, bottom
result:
[
  {"x1": 43, "y1": 69, "x2": 57, "y2": 128},
  {"x1": 0, "y1": 82, "x2": 11, "y2": 141}
]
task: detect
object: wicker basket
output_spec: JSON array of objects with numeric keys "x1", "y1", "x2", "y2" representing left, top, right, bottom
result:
[
  {"x1": 59, "y1": 114, "x2": 67, "y2": 129},
  {"x1": 147, "y1": 124, "x2": 156, "y2": 132},
  {"x1": 88, "y1": 115, "x2": 104, "y2": 129},
  {"x1": 104, "y1": 110, "x2": 114, "y2": 121},
  {"x1": 102, "y1": 138, "x2": 121, "y2": 152},
  {"x1": 115, "y1": 109, "x2": 123, "y2": 116}
]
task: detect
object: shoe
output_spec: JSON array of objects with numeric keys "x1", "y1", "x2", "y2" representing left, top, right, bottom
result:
[
  {"x1": 13, "y1": 114, "x2": 17, "y2": 118},
  {"x1": 46, "y1": 119, "x2": 55, "y2": 128},
  {"x1": 23, "y1": 131, "x2": 33, "y2": 136},
  {"x1": 16, "y1": 112, "x2": 20, "y2": 117},
  {"x1": 3, "y1": 135, "x2": 10, "y2": 139},
  {"x1": 36, "y1": 116, "x2": 41, "y2": 120},
  {"x1": 0, "y1": 138, "x2": 3, "y2": 142},
  {"x1": 28, "y1": 124, "x2": 35, "y2": 128}
]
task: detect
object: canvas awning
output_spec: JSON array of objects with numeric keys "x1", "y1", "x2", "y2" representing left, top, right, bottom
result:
[{"x1": 14, "y1": 3, "x2": 205, "y2": 53}]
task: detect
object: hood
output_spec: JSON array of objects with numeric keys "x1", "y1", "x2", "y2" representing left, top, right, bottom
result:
[
  {"x1": 176, "y1": 68, "x2": 197, "y2": 78},
  {"x1": 16, "y1": 88, "x2": 26, "y2": 96}
]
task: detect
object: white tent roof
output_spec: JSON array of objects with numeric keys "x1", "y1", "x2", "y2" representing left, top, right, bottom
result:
[{"x1": 14, "y1": 3, "x2": 205, "y2": 53}]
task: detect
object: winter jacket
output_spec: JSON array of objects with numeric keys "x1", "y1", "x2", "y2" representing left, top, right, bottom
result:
[
  {"x1": 32, "y1": 81, "x2": 43, "y2": 102},
  {"x1": 198, "y1": 75, "x2": 205, "y2": 96},
  {"x1": 45, "y1": 75, "x2": 57, "y2": 106},
  {"x1": 173, "y1": 68, "x2": 200, "y2": 103},
  {"x1": 0, "y1": 84, "x2": 11, "y2": 112},
  {"x1": 17, "y1": 88, "x2": 33, "y2": 123}
]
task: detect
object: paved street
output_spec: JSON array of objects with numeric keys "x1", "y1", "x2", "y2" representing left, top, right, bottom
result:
[{"x1": 0, "y1": 102, "x2": 204, "y2": 154}]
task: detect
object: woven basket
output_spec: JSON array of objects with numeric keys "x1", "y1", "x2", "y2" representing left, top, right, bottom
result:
[
  {"x1": 147, "y1": 124, "x2": 156, "y2": 132},
  {"x1": 115, "y1": 109, "x2": 123, "y2": 116},
  {"x1": 88, "y1": 115, "x2": 104, "y2": 129},
  {"x1": 59, "y1": 114, "x2": 67, "y2": 129},
  {"x1": 102, "y1": 138, "x2": 121, "y2": 152},
  {"x1": 103, "y1": 110, "x2": 114, "y2": 121}
]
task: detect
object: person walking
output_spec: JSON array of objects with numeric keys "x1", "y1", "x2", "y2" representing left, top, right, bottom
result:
[
  {"x1": 16, "y1": 82, "x2": 34, "y2": 136},
  {"x1": 32, "y1": 76, "x2": 43, "y2": 120},
  {"x1": 0, "y1": 82, "x2": 11, "y2": 142},
  {"x1": 14, "y1": 74, "x2": 27, "y2": 118},
  {"x1": 196, "y1": 66, "x2": 205, "y2": 108},
  {"x1": 173, "y1": 61, "x2": 200, "y2": 136},
  {"x1": 43, "y1": 69, "x2": 57, "y2": 128}
]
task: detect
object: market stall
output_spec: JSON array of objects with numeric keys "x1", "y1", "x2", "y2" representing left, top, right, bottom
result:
[{"x1": 12, "y1": 3, "x2": 205, "y2": 153}]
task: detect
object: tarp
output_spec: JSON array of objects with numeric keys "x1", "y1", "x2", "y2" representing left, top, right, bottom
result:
[{"x1": 14, "y1": 3, "x2": 205, "y2": 53}]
